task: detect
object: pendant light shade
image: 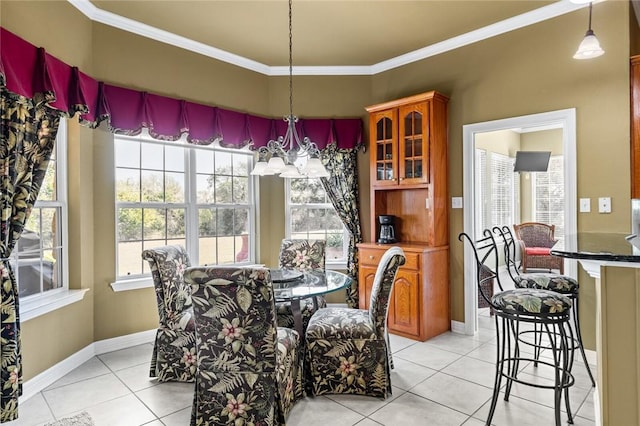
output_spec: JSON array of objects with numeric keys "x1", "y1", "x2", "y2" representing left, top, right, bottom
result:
[{"x1": 573, "y1": 3, "x2": 604, "y2": 60}]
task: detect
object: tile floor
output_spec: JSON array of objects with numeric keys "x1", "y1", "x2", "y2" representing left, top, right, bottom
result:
[{"x1": 9, "y1": 309, "x2": 597, "y2": 426}]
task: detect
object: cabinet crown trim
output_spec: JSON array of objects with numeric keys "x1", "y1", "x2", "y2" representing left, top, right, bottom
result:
[{"x1": 365, "y1": 90, "x2": 449, "y2": 113}]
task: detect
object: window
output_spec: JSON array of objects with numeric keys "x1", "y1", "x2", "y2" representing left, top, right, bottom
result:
[
  {"x1": 475, "y1": 149, "x2": 520, "y2": 237},
  {"x1": 286, "y1": 178, "x2": 348, "y2": 266},
  {"x1": 114, "y1": 133, "x2": 255, "y2": 280},
  {"x1": 533, "y1": 155, "x2": 564, "y2": 248},
  {"x1": 11, "y1": 119, "x2": 68, "y2": 300}
]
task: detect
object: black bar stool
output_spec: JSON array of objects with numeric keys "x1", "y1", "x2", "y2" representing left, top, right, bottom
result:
[
  {"x1": 494, "y1": 225, "x2": 596, "y2": 387},
  {"x1": 459, "y1": 230, "x2": 575, "y2": 426}
]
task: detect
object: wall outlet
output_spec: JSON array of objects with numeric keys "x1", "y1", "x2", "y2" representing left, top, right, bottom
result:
[
  {"x1": 579, "y1": 198, "x2": 591, "y2": 213},
  {"x1": 598, "y1": 197, "x2": 611, "y2": 213},
  {"x1": 451, "y1": 197, "x2": 463, "y2": 209}
]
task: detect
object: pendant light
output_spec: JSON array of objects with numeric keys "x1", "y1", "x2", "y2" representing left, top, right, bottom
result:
[{"x1": 573, "y1": 2, "x2": 604, "y2": 60}]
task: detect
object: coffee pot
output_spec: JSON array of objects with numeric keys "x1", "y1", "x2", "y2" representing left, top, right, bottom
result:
[{"x1": 377, "y1": 215, "x2": 397, "y2": 244}]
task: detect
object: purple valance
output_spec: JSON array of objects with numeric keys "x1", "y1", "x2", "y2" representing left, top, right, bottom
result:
[{"x1": 0, "y1": 27, "x2": 362, "y2": 150}]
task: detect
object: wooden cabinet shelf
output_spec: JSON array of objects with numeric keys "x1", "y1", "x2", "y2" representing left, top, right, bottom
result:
[{"x1": 358, "y1": 91, "x2": 450, "y2": 341}]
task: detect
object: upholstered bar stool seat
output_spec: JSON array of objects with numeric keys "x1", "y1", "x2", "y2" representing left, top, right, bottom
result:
[
  {"x1": 492, "y1": 288, "x2": 573, "y2": 314},
  {"x1": 512, "y1": 274, "x2": 579, "y2": 294}
]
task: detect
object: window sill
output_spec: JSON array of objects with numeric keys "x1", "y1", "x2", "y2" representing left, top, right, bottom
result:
[
  {"x1": 110, "y1": 277, "x2": 153, "y2": 292},
  {"x1": 21, "y1": 288, "x2": 90, "y2": 322},
  {"x1": 326, "y1": 262, "x2": 348, "y2": 271}
]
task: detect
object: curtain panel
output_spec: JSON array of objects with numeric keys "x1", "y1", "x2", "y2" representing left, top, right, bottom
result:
[
  {"x1": 0, "y1": 27, "x2": 363, "y2": 150},
  {"x1": 0, "y1": 89, "x2": 60, "y2": 422},
  {"x1": 320, "y1": 145, "x2": 363, "y2": 308}
]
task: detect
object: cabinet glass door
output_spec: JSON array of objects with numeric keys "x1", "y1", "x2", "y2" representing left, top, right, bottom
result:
[
  {"x1": 371, "y1": 111, "x2": 398, "y2": 186},
  {"x1": 399, "y1": 103, "x2": 429, "y2": 184}
]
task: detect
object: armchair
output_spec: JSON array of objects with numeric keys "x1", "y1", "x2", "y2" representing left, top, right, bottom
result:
[
  {"x1": 141, "y1": 245, "x2": 196, "y2": 382},
  {"x1": 513, "y1": 222, "x2": 564, "y2": 274},
  {"x1": 185, "y1": 266, "x2": 304, "y2": 425}
]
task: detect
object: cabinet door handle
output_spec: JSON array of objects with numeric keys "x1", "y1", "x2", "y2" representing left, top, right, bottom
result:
[{"x1": 368, "y1": 255, "x2": 374, "y2": 259}]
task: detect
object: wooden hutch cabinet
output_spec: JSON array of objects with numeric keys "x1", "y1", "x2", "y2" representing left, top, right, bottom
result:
[{"x1": 357, "y1": 91, "x2": 450, "y2": 341}]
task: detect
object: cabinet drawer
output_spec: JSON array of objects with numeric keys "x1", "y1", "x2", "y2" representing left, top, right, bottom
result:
[{"x1": 359, "y1": 248, "x2": 419, "y2": 270}]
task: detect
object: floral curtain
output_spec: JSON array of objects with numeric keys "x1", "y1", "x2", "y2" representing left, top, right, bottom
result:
[
  {"x1": 320, "y1": 145, "x2": 363, "y2": 308},
  {"x1": 0, "y1": 88, "x2": 60, "y2": 422}
]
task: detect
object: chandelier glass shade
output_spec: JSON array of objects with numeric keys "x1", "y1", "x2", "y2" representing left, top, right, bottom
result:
[
  {"x1": 250, "y1": 0, "x2": 329, "y2": 179},
  {"x1": 573, "y1": 2, "x2": 604, "y2": 60}
]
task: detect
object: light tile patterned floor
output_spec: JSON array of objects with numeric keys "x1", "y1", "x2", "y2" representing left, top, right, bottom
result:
[{"x1": 8, "y1": 311, "x2": 597, "y2": 426}]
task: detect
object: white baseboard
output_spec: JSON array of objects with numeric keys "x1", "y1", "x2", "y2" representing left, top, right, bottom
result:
[
  {"x1": 20, "y1": 344, "x2": 96, "y2": 402},
  {"x1": 450, "y1": 320, "x2": 467, "y2": 335},
  {"x1": 93, "y1": 329, "x2": 156, "y2": 355},
  {"x1": 20, "y1": 329, "x2": 155, "y2": 404}
]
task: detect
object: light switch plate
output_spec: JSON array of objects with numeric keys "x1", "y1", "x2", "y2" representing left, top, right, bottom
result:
[
  {"x1": 598, "y1": 197, "x2": 611, "y2": 213},
  {"x1": 451, "y1": 197, "x2": 463, "y2": 209},
  {"x1": 579, "y1": 198, "x2": 591, "y2": 213}
]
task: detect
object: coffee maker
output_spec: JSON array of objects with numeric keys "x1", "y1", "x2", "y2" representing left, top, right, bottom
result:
[{"x1": 377, "y1": 215, "x2": 397, "y2": 244}]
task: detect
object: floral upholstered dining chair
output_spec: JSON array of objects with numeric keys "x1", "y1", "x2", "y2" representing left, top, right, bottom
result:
[
  {"x1": 276, "y1": 239, "x2": 328, "y2": 331},
  {"x1": 185, "y1": 266, "x2": 304, "y2": 426},
  {"x1": 141, "y1": 245, "x2": 196, "y2": 382},
  {"x1": 305, "y1": 246, "x2": 405, "y2": 399}
]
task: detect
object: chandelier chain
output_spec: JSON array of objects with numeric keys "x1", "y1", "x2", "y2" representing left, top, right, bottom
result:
[{"x1": 288, "y1": 0, "x2": 294, "y2": 119}]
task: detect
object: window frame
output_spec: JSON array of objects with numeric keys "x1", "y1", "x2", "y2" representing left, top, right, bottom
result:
[
  {"x1": 284, "y1": 178, "x2": 349, "y2": 269},
  {"x1": 113, "y1": 133, "x2": 257, "y2": 285},
  {"x1": 18, "y1": 119, "x2": 82, "y2": 321}
]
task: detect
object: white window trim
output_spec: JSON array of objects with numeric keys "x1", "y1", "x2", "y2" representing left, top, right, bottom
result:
[
  {"x1": 110, "y1": 276, "x2": 154, "y2": 292},
  {"x1": 21, "y1": 288, "x2": 90, "y2": 322}
]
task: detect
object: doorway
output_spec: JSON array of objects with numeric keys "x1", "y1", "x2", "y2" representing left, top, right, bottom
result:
[{"x1": 461, "y1": 109, "x2": 578, "y2": 335}]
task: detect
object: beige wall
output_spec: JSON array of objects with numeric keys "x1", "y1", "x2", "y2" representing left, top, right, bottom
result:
[{"x1": 2, "y1": 0, "x2": 633, "y2": 378}]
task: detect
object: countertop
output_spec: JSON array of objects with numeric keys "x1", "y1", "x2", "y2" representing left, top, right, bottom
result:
[{"x1": 551, "y1": 232, "x2": 640, "y2": 262}]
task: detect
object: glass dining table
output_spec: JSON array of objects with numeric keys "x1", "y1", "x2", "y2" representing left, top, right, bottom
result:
[{"x1": 270, "y1": 268, "x2": 353, "y2": 337}]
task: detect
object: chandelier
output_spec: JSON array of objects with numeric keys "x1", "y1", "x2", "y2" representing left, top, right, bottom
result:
[{"x1": 250, "y1": 0, "x2": 329, "y2": 178}]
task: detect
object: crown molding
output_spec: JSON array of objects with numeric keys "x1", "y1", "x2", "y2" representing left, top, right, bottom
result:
[{"x1": 67, "y1": 0, "x2": 586, "y2": 76}]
